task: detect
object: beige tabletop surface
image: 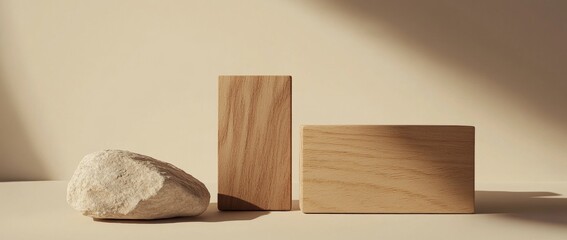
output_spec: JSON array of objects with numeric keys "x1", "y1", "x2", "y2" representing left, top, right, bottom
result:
[{"x1": 1, "y1": 181, "x2": 566, "y2": 239}]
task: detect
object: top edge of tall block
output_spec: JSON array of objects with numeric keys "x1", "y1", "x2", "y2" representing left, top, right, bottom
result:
[{"x1": 219, "y1": 75, "x2": 291, "y2": 78}]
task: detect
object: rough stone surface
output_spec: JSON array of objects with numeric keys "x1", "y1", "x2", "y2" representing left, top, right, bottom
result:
[{"x1": 67, "y1": 150, "x2": 210, "y2": 219}]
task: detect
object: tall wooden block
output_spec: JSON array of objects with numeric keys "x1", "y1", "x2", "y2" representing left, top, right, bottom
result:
[
  {"x1": 300, "y1": 125, "x2": 475, "y2": 213},
  {"x1": 218, "y1": 75, "x2": 291, "y2": 211}
]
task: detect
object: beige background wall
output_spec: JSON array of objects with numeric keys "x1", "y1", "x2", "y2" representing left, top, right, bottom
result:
[{"x1": 0, "y1": 0, "x2": 566, "y2": 183}]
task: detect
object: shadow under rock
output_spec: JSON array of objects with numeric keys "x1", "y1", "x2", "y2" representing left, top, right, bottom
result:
[
  {"x1": 94, "y1": 203, "x2": 270, "y2": 224},
  {"x1": 476, "y1": 191, "x2": 567, "y2": 226}
]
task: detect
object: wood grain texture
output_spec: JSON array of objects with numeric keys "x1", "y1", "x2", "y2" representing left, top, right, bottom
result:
[
  {"x1": 218, "y1": 76, "x2": 291, "y2": 211},
  {"x1": 300, "y1": 125, "x2": 475, "y2": 213}
]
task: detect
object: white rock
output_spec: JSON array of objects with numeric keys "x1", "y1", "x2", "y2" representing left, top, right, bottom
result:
[{"x1": 67, "y1": 150, "x2": 210, "y2": 219}]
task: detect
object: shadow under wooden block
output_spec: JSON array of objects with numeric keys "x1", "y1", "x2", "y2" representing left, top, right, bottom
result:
[
  {"x1": 300, "y1": 125, "x2": 475, "y2": 213},
  {"x1": 217, "y1": 194, "x2": 264, "y2": 211},
  {"x1": 218, "y1": 75, "x2": 292, "y2": 211}
]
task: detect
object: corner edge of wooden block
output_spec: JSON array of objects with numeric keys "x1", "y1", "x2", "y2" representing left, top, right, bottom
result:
[
  {"x1": 276, "y1": 75, "x2": 292, "y2": 84},
  {"x1": 300, "y1": 207, "x2": 314, "y2": 214},
  {"x1": 300, "y1": 125, "x2": 316, "y2": 132},
  {"x1": 458, "y1": 125, "x2": 476, "y2": 133}
]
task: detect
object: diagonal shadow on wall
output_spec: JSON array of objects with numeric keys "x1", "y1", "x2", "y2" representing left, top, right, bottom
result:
[
  {"x1": 304, "y1": 0, "x2": 567, "y2": 131},
  {"x1": 0, "y1": 1, "x2": 49, "y2": 181},
  {"x1": 0, "y1": 66, "x2": 48, "y2": 181}
]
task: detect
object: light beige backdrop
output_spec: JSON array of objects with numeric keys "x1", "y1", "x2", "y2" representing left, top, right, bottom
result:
[{"x1": 1, "y1": 0, "x2": 566, "y2": 183}]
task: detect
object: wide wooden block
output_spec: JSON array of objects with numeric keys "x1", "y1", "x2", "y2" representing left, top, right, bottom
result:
[
  {"x1": 218, "y1": 75, "x2": 291, "y2": 211},
  {"x1": 300, "y1": 125, "x2": 475, "y2": 213}
]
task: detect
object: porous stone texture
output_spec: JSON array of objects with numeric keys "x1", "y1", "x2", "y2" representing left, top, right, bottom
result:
[{"x1": 67, "y1": 150, "x2": 210, "y2": 219}]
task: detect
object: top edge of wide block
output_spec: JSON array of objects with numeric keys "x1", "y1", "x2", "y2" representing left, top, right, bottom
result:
[
  {"x1": 301, "y1": 125, "x2": 475, "y2": 129},
  {"x1": 300, "y1": 210, "x2": 476, "y2": 214}
]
